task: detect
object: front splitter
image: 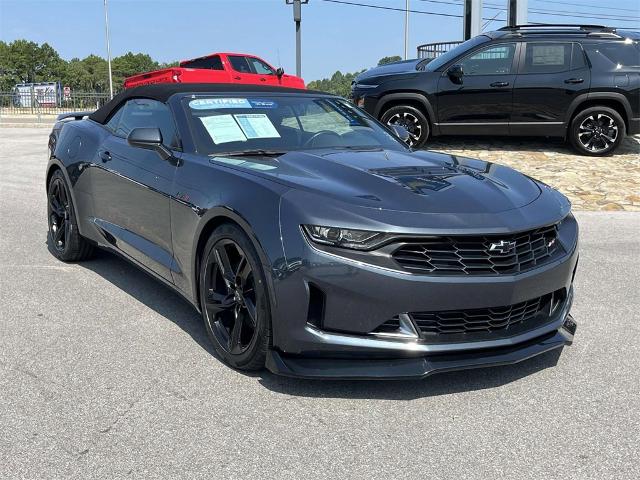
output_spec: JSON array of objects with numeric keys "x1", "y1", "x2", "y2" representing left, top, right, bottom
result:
[{"x1": 265, "y1": 318, "x2": 576, "y2": 380}]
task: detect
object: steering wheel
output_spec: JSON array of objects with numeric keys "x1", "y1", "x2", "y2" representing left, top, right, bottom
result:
[{"x1": 303, "y1": 130, "x2": 342, "y2": 148}]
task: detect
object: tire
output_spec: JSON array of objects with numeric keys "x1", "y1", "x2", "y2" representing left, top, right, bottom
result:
[
  {"x1": 198, "y1": 223, "x2": 271, "y2": 371},
  {"x1": 47, "y1": 170, "x2": 94, "y2": 262},
  {"x1": 569, "y1": 106, "x2": 625, "y2": 156},
  {"x1": 380, "y1": 105, "x2": 430, "y2": 148}
]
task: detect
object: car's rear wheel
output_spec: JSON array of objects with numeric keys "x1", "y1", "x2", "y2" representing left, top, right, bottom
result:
[
  {"x1": 47, "y1": 170, "x2": 94, "y2": 262},
  {"x1": 569, "y1": 106, "x2": 625, "y2": 156},
  {"x1": 380, "y1": 105, "x2": 430, "y2": 148},
  {"x1": 199, "y1": 224, "x2": 271, "y2": 371}
]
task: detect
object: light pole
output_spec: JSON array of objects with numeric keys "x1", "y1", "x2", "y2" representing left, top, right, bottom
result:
[
  {"x1": 103, "y1": 0, "x2": 114, "y2": 98},
  {"x1": 286, "y1": 0, "x2": 308, "y2": 77},
  {"x1": 404, "y1": 0, "x2": 409, "y2": 60}
]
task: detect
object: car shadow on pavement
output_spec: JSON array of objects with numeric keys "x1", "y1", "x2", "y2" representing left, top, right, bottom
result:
[
  {"x1": 78, "y1": 247, "x2": 563, "y2": 400},
  {"x1": 427, "y1": 134, "x2": 640, "y2": 156},
  {"x1": 77, "y1": 248, "x2": 220, "y2": 359}
]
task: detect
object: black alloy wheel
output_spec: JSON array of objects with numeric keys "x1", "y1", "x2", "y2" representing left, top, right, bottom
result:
[
  {"x1": 569, "y1": 106, "x2": 625, "y2": 156},
  {"x1": 47, "y1": 170, "x2": 93, "y2": 262},
  {"x1": 200, "y1": 224, "x2": 270, "y2": 370},
  {"x1": 48, "y1": 176, "x2": 70, "y2": 253},
  {"x1": 381, "y1": 105, "x2": 430, "y2": 148}
]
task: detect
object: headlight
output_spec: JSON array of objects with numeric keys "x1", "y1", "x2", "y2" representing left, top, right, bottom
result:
[
  {"x1": 355, "y1": 83, "x2": 378, "y2": 89},
  {"x1": 302, "y1": 225, "x2": 389, "y2": 250}
]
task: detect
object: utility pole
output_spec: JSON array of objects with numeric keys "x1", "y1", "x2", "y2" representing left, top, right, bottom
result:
[
  {"x1": 104, "y1": 0, "x2": 114, "y2": 99},
  {"x1": 404, "y1": 0, "x2": 409, "y2": 60},
  {"x1": 463, "y1": 0, "x2": 483, "y2": 40},
  {"x1": 508, "y1": 0, "x2": 528, "y2": 26},
  {"x1": 286, "y1": 0, "x2": 308, "y2": 77}
]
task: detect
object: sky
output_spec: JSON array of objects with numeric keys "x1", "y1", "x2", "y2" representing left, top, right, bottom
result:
[{"x1": 0, "y1": 0, "x2": 639, "y2": 81}]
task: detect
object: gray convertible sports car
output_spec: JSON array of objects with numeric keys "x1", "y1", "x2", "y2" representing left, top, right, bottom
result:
[{"x1": 46, "y1": 83, "x2": 578, "y2": 379}]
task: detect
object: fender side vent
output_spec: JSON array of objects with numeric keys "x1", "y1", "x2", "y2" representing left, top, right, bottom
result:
[{"x1": 306, "y1": 283, "x2": 326, "y2": 329}]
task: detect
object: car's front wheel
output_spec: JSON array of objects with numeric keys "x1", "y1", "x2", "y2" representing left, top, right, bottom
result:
[
  {"x1": 380, "y1": 105, "x2": 430, "y2": 148},
  {"x1": 199, "y1": 224, "x2": 271, "y2": 371},
  {"x1": 569, "y1": 106, "x2": 625, "y2": 156},
  {"x1": 47, "y1": 170, "x2": 94, "y2": 262}
]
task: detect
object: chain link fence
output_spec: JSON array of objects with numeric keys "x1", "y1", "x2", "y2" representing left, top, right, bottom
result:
[{"x1": 0, "y1": 91, "x2": 110, "y2": 117}]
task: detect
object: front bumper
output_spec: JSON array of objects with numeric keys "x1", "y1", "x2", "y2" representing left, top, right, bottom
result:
[
  {"x1": 266, "y1": 316, "x2": 576, "y2": 379},
  {"x1": 269, "y1": 192, "x2": 579, "y2": 379}
]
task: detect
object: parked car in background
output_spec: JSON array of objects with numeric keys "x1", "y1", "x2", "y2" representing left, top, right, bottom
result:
[
  {"x1": 46, "y1": 83, "x2": 578, "y2": 379},
  {"x1": 124, "y1": 52, "x2": 305, "y2": 89},
  {"x1": 351, "y1": 25, "x2": 640, "y2": 156}
]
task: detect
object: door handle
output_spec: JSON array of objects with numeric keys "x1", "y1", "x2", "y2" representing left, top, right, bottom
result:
[
  {"x1": 99, "y1": 151, "x2": 112, "y2": 162},
  {"x1": 490, "y1": 81, "x2": 510, "y2": 88},
  {"x1": 233, "y1": 76, "x2": 241, "y2": 80},
  {"x1": 564, "y1": 78, "x2": 584, "y2": 84},
  {"x1": 260, "y1": 78, "x2": 267, "y2": 82}
]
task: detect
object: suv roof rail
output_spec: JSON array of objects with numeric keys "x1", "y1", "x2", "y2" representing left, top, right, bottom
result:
[{"x1": 499, "y1": 24, "x2": 615, "y2": 33}]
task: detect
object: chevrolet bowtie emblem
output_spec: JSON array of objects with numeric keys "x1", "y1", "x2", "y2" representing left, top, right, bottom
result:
[{"x1": 489, "y1": 240, "x2": 517, "y2": 254}]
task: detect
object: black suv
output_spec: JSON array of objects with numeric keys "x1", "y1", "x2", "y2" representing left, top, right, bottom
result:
[{"x1": 351, "y1": 25, "x2": 640, "y2": 156}]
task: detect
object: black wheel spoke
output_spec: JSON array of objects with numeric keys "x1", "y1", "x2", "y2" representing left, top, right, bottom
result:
[
  {"x1": 214, "y1": 245, "x2": 235, "y2": 284},
  {"x1": 244, "y1": 297, "x2": 257, "y2": 326},
  {"x1": 54, "y1": 219, "x2": 65, "y2": 243},
  {"x1": 205, "y1": 290, "x2": 233, "y2": 314},
  {"x1": 229, "y1": 307, "x2": 244, "y2": 353},
  {"x1": 236, "y1": 255, "x2": 251, "y2": 284}
]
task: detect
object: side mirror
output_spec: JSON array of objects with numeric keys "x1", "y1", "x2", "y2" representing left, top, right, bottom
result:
[
  {"x1": 127, "y1": 127, "x2": 171, "y2": 159},
  {"x1": 276, "y1": 67, "x2": 284, "y2": 78},
  {"x1": 391, "y1": 124, "x2": 410, "y2": 143},
  {"x1": 447, "y1": 64, "x2": 464, "y2": 82}
]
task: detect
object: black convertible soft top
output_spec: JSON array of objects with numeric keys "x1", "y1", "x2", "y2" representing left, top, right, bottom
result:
[{"x1": 89, "y1": 83, "x2": 327, "y2": 124}]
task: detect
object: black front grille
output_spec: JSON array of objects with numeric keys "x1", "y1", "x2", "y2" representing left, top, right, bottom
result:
[
  {"x1": 391, "y1": 224, "x2": 562, "y2": 275},
  {"x1": 410, "y1": 290, "x2": 563, "y2": 338}
]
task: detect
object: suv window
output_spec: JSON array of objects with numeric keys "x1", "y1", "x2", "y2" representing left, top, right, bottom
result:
[
  {"x1": 228, "y1": 55, "x2": 252, "y2": 74},
  {"x1": 583, "y1": 42, "x2": 640, "y2": 70},
  {"x1": 182, "y1": 55, "x2": 223, "y2": 70},
  {"x1": 522, "y1": 42, "x2": 572, "y2": 74},
  {"x1": 113, "y1": 99, "x2": 179, "y2": 148},
  {"x1": 247, "y1": 57, "x2": 275, "y2": 75},
  {"x1": 425, "y1": 35, "x2": 490, "y2": 71},
  {"x1": 459, "y1": 44, "x2": 516, "y2": 75}
]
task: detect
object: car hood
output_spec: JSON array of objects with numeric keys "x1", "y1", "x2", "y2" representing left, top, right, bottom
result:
[
  {"x1": 210, "y1": 148, "x2": 542, "y2": 214},
  {"x1": 355, "y1": 59, "x2": 425, "y2": 82}
]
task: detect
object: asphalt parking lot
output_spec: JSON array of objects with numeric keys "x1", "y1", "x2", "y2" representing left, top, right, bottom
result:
[{"x1": 1, "y1": 128, "x2": 639, "y2": 479}]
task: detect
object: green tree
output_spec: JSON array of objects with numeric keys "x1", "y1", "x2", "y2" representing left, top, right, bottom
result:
[
  {"x1": 377, "y1": 55, "x2": 402, "y2": 66},
  {"x1": 0, "y1": 39, "x2": 65, "y2": 89},
  {"x1": 307, "y1": 69, "x2": 364, "y2": 97},
  {"x1": 111, "y1": 52, "x2": 160, "y2": 89}
]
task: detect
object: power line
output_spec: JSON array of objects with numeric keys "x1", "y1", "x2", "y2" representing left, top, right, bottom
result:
[
  {"x1": 528, "y1": 8, "x2": 640, "y2": 22},
  {"x1": 318, "y1": 0, "x2": 501, "y2": 20},
  {"x1": 411, "y1": 0, "x2": 639, "y2": 21},
  {"x1": 320, "y1": 0, "x2": 639, "y2": 25},
  {"x1": 318, "y1": 0, "x2": 464, "y2": 18},
  {"x1": 531, "y1": 0, "x2": 640, "y2": 13}
]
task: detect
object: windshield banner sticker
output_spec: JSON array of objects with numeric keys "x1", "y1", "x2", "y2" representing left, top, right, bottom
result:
[
  {"x1": 233, "y1": 113, "x2": 281, "y2": 139},
  {"x1": 190, "y1": 98, "x2": 252, "y2": 110},
  {"x1": 248, "y1": 99, "x2": 278, "y2": 109},
  {"x1": 200, "y1": 115, "x2": 247, "y2": 144}
]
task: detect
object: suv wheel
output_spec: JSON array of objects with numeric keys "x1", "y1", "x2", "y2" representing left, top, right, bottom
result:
[
  {"x1": 569, "y1": 106, "x2": 625, "y2": 156},
  {"x1": 381, "y1": 105, "x2": 430, "y2": 148}
]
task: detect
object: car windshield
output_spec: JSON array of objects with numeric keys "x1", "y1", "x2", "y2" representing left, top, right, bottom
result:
[
  {"x1": 184, "y1": 94, "x2": 406, "y2": 155},
  {"x1": 425, "y1": 35, "x2": 491, "y2": 71}
]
